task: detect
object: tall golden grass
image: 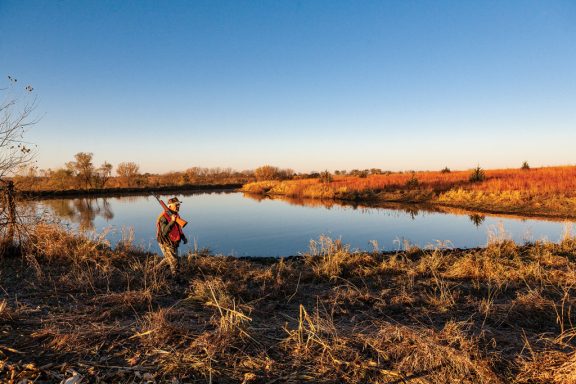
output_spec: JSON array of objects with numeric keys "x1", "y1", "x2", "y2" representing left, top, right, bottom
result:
[
  {"x1": 245, "y1": 165, "x2": 576, "y2": 196},
  {"x1": 1, "y1": 223, "x2": 576, "y2": 382},
  {"x1": 242, "y1": 165, "x2": 576, "y2": 217}
]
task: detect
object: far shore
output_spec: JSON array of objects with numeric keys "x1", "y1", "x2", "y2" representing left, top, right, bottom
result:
[
  {"x1": 244, "y1": 188, "x2": 576, "y2": 221},
  {"x1": 244, "y1": 192, "x2": 576, "y2": 224},
  {"x1": 12, "y1": 179, "x2": 576, "y2": 222},
  {"x1": 16, "y1": 183, "x2": 243, "y2": 200},
  {"x1": 11, "y1": 165, "x2": 576, "y2": 223},
  {"x1": 241, "y1": 173, "x2": 576, "y2": 221}
]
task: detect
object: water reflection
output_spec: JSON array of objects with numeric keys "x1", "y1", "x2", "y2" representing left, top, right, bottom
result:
[
  {"x1": 43, "y1": 198, "x2": 114, "y2": 230},
  {"x1": 469, "y1": 213, "x2": 486, "y2": 227},
  {"x1": 42, "y1": 190, "x2": 237, "y2": 231},
  {"x1": 36, "y1": 191, "x2": 576, "y2": 256},
  {"x1": 243, "y1": 193, "x2": 571, "y2": 225},
  {"x1": 244, "y1": 193, "x2": 457, "y2": 220},
  {"x1": 44, "y1": 193, "x2": 572, "y2": 234}
]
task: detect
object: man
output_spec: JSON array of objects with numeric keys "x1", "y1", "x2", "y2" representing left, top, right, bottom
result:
[{"x1": 156, "y1": 197, "x2": 188, "y2": 276}]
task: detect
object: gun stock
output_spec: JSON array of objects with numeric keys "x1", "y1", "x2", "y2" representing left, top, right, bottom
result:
[
  {"x1": 154, "y1": 195, "x2": 188, "y2": 228},
  {"x1": 175, "y1": 216, "x2": 188, "y2": 228}
]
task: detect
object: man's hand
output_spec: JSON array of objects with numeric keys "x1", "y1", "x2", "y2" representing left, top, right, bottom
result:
[{"x1": 171, "y1": 214, "x2": 177, "y2": 222}]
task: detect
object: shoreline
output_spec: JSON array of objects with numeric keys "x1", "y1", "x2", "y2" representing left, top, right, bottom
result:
[
  {"x1": 16, "y1": 183, "x2": 243, "y2": 200},
  {"x1": 244, "y1": 189, "x2": 576, "y2": 221},
  {"x1": 13, "y1": 181, "x2": 576, "y2": 222}
]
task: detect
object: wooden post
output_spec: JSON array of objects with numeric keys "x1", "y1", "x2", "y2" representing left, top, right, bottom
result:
[
  {"x1": 6, "y1": 181, "x2": 16, "y2": 242},
  {"x1": 1, "y1": 181, "x2": 16, "y2": 246}
]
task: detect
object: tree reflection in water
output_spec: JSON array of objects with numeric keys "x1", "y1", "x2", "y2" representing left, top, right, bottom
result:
[
  {"x1": 242, "y1": 193, "x2": 504, "y2": 224},
  {"x1": 242, "y1": 192, "x2": 429, "y2": 218},
  {"x1": 469, "y1": 213, "x2": 486, "y2": 227},
  {"x1": 44, "y1": 198, "x2": 114, "y2": 230}
]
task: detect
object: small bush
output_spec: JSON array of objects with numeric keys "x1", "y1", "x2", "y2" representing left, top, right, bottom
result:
[
  {"x1": 521, "y1": 161, "x2": 530, "y2": 170},
  {"x1": 406, "y1": 173, "x2": 419, "y2": 188},
  {"x1": 469, "y1": 166, "x2": 485, "y2": 183},
  {"x1": 441, "y1": 166, "x2": 451, "y2": 173},
  {"x1": 319, "y1": 170, "x2": 333, "y2": 184}
]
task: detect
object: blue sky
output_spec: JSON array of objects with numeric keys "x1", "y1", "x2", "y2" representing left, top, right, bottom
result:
[{"x1": 1, "y1": 0, "x2": 575, "y2": 173}]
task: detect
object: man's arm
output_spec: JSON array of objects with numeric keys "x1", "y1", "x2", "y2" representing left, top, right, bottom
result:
[{"x1": 159, "y1": 215, "x2": 175, "y2": 238}]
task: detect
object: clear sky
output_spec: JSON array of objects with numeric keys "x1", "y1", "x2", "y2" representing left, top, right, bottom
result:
[{"x1": 1, "y1": 0, "x2": 575, "y2": 174}]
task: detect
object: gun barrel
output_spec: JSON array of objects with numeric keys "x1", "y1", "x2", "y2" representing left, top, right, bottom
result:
[{"x1": 154, "y1": 195, "x2": 188, "y2": 228}]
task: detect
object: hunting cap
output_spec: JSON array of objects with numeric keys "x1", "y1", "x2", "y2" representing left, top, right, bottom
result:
[{"x1": 168, "y1": 197, "x2": 182, "y2": 205}]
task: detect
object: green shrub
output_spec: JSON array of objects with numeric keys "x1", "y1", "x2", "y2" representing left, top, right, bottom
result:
[
  {"x1": 521, "y1": 161, "x2": 530, "y2": 170},
  {"x1": 469, "y1": 166, "x2": 485, "y2": 183},
  {"x1": 319, "y1": 170, "x2": 333, "y2": 184},
  {"x1": 406, "y1": 173, "x2": 419, "y2": 188}
]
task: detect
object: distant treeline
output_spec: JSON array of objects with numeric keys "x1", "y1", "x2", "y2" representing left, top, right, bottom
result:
[{"x1": 11, "y1": 152, "x2": 349, "y2": 192}]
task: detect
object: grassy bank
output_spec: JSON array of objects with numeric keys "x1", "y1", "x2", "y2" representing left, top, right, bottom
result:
[
  {"x1": 1, "y1": 225, "x2": 576, "y2": 383},
  {"x1": 241, "y1": 166, "x2": 576, "y2": 219}
]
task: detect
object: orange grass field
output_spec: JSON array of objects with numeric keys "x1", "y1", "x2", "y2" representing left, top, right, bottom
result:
[
  {"x1": 242, "y1": 166, "x2": 576, "y2": 218},
  {"x1": 289, "y1": 166, "x2": 576, "y2": 195}
]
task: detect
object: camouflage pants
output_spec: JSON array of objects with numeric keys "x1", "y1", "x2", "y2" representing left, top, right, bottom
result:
[{"x1": 158, "y1": 242, "x2": 179, "y2": 275}]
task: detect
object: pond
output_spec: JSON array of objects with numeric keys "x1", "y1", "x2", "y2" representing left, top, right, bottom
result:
[{"x1": 36, "y1": 191, "x2": 575, "y2": 257}]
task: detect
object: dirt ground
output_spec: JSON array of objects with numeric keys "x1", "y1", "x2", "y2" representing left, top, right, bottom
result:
[{"x1": 1, "y1": 228, "x2": 576, "y2": 383}]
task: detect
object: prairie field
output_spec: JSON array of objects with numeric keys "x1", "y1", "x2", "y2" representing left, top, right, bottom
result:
[
  {"x1": 242, "y1": 166, "x2": 576, "y2": 218},
  {"x1": 3, "y1": 2, "x2": 575, "y2": 383},
  {"x1": 1, "y1": 224, "x2": 576, "y2": 383}
]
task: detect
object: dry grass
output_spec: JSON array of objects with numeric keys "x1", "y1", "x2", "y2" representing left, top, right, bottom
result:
[
  {"x1": 242, "y1": 165, "x2": 576, "y2": 218},
  {"x1": 1, "y1": 224, "x2": 576, "y2": 382}
]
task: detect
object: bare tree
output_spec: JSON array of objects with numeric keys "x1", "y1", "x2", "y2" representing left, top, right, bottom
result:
[
  {"x1": 254, "y1": 165, "x2": 293, "y2": 181},
  {"x1": 254, "y1": 165, "x2": 282, "y2": 181},
  {"x1": 48, "y1": 168, "x2": 74, "y2": 189},
  {"x1": 1, "y1": 76, "x2": 37, "y2": 181},
  {"x1": 116, "y1": 162, "x2": 139, "y2": 178},
  {"x1": 66, "y1": 152, "x2": 95, "y2": 188},
  {"x1": 94, "y1": 161, "x2": 113, "y2": 188},
  {"x1": 116, "y1": 162, "x2": 140, "y2": 186},
  {"x1": 1, "y1": 76, "x2": 38, "y2": 247}
]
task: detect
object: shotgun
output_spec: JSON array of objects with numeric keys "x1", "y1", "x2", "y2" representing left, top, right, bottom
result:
[{"x1": 154, "y1": 195, "x2": 188, "y2": 228}]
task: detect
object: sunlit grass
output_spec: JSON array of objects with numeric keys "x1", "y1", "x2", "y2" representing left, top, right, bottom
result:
[
  {"x1": 2, "y1": 223, "x2": 576, "y2": 382},
  {"x1": 242, "y1": 165, "x2": 576, "y2": 217}
]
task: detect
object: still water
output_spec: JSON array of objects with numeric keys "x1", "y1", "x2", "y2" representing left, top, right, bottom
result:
[{"x1": 37, "y1": 191, "x2": 575, "y2": 257}]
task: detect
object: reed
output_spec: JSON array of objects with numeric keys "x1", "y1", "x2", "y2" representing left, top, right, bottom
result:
[{"x1": 1, "y1": 224, "x2": 576, "y2": 382}]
